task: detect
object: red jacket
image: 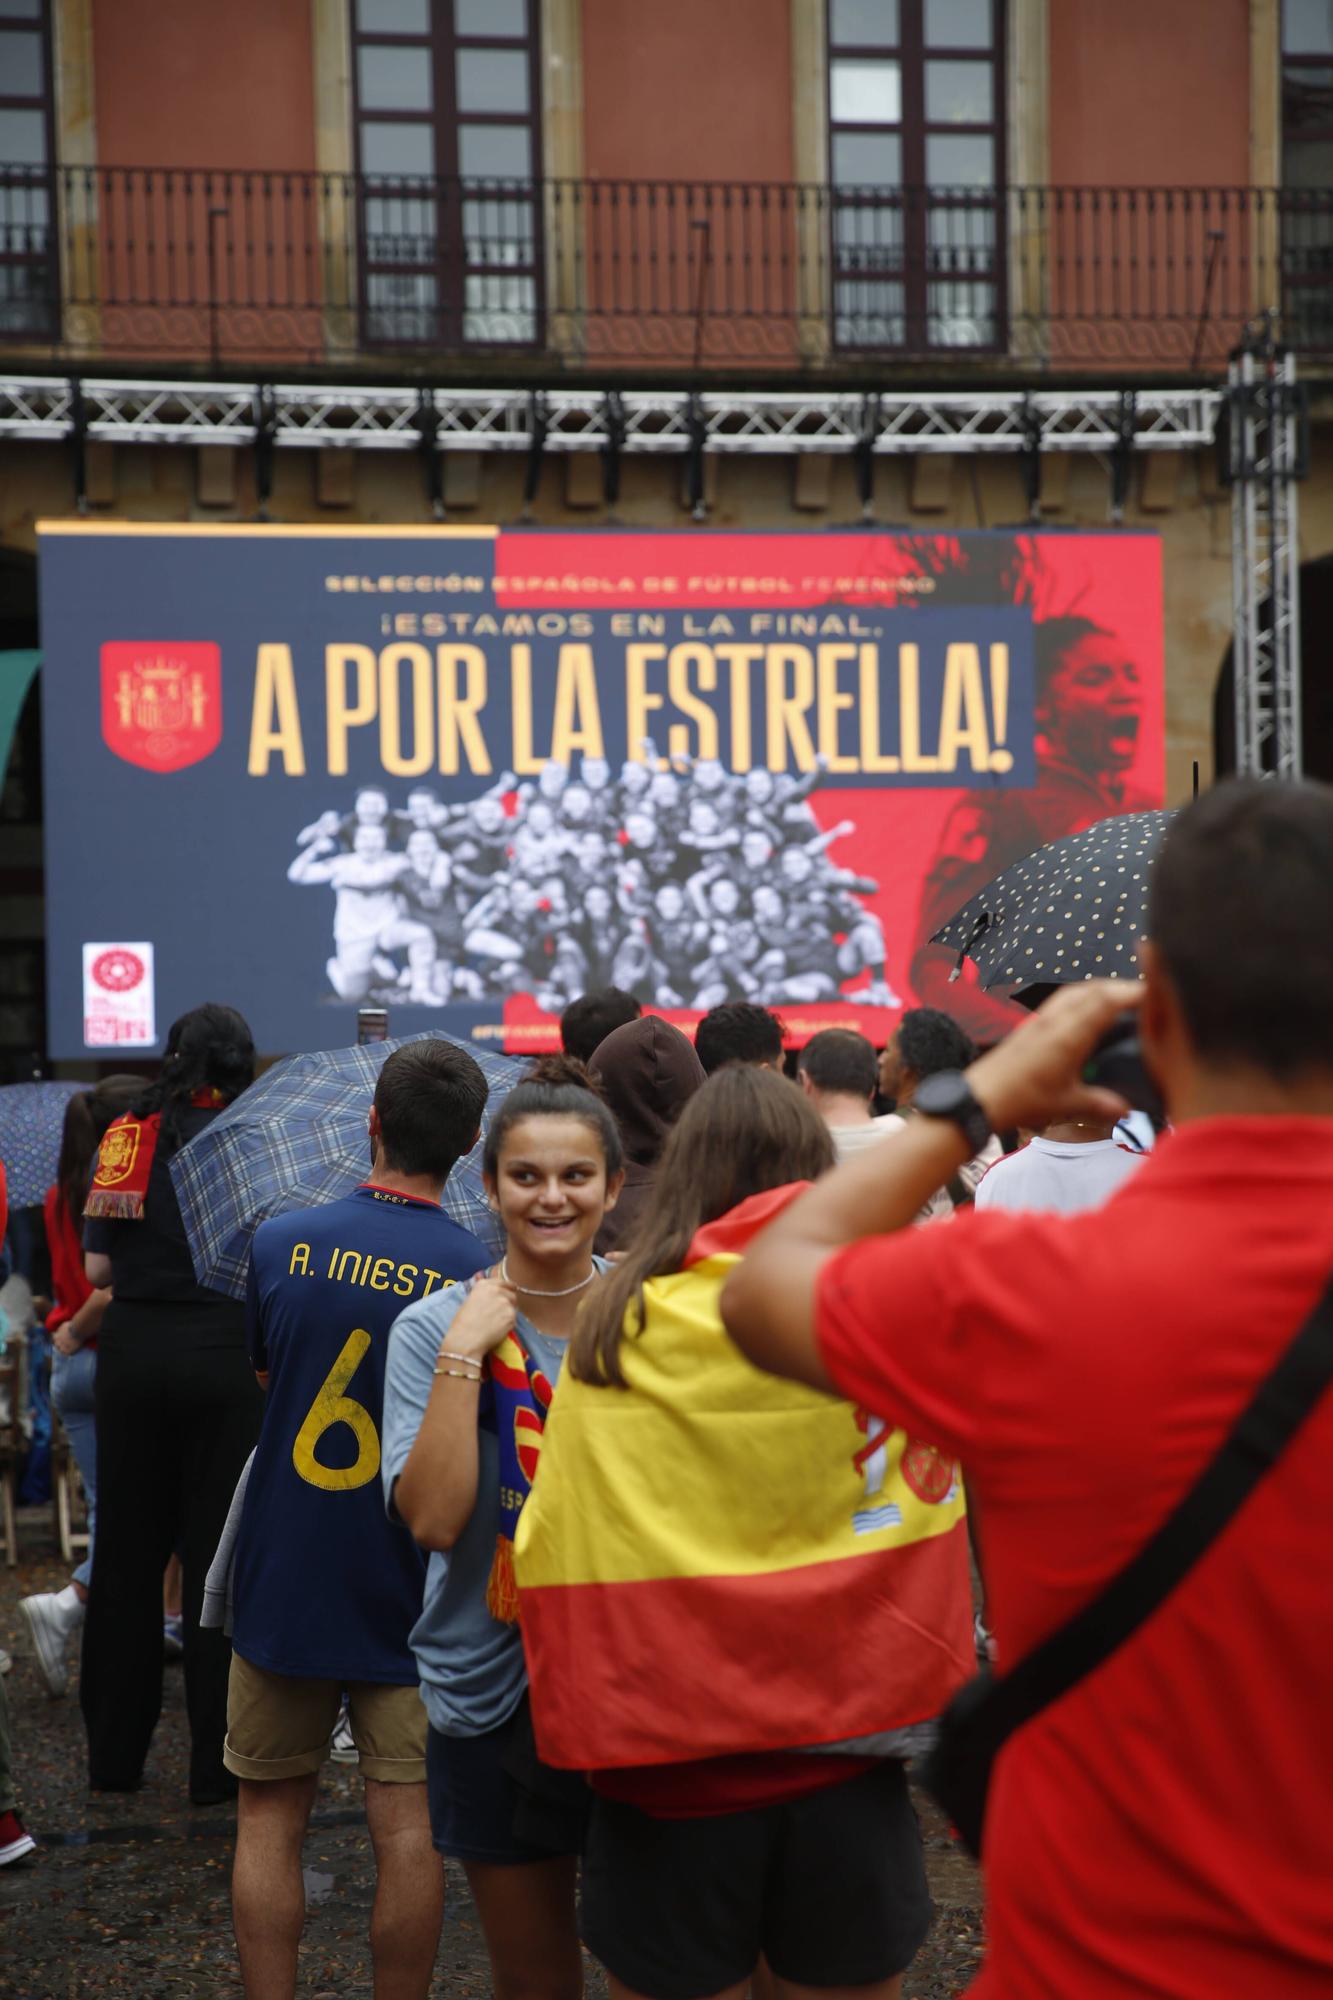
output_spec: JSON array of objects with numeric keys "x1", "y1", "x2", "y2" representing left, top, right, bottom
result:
[{"x1": 44, "y1": 1184, "x2": 95, "y2": 1342}]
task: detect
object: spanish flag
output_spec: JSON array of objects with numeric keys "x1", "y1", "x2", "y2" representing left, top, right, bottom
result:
[{"x1": 514, "y1": 1186, "x2": 975, "y2": 1772}]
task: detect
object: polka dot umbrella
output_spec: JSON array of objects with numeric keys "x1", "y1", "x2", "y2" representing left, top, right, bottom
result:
[{"x1": 931, "y1": 809, "x2": 1174, "y2": 1002}]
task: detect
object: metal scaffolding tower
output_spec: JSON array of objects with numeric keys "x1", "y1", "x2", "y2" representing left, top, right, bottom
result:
[{"x1": 1224, "y1": 327, "x2": 1307, "y2": 778}]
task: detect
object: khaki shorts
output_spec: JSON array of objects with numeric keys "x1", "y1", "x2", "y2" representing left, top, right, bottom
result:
[{"x1": 224, "y1": 1652, "x2": 427, "y2": 1784}]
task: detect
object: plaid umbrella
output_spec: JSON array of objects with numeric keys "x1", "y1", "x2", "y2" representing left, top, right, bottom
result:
[
  {"x1": 0, "y1": 1080, "x2": 86, "y2": 1210},
  {"x1": 170, "y1": 1031, "x2": 526, "y2": 1299},
  {"x1": 932, "y1": 809, "x2": 1173, "y2": 1001}
]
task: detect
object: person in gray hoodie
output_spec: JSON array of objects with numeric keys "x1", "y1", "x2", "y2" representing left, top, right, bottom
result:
[{"x1": 588, "y1": 1016, "x2": 706, "y2": 1256}]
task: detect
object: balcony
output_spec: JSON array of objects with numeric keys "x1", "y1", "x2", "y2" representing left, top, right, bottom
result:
[{"x1": 1, "y1": 167, "x2": 1330, "y2": 379}]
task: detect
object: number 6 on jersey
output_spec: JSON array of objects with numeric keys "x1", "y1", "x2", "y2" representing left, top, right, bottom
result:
[{"x1": 292, "y1": 1328, "x2": 381, "y2": 1491}]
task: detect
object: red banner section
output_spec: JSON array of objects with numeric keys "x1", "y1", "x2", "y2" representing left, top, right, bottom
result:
[{"x1": 488, "y1": 529, "x2": 1164, "y2": 1050}]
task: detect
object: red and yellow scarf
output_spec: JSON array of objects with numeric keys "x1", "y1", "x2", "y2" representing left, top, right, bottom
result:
[{"x1": 85, "y1": 1088, "x2": 226, "y2": 1221}]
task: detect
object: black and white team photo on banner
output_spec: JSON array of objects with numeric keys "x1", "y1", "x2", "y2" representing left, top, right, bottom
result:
[{"x1": 287, "y1": 746, "x2": 901, "y2": 1014}]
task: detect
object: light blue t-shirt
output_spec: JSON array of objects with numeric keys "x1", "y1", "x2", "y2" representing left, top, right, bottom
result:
[{"x1": 382, "y1": 1281, "x2": 573, "y2": 1739}]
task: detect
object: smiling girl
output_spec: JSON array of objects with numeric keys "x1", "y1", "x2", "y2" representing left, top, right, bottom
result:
[{"x1": 382, "y1": 1057, "x2": 623, "y2": 2000}]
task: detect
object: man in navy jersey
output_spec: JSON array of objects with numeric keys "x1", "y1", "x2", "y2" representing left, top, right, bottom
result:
[{"x1": 226, "y1": 1039, "x2": 491, "y2": 2000}]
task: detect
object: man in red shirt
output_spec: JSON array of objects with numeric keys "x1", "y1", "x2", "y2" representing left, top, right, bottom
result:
[{"x1": 721, "y1": 778, "x2": 1333, "y2": 1999}]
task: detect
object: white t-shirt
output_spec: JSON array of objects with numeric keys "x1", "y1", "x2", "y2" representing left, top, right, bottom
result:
[
  {"x1": 829, "y1": 1113, "x2": 907, "y2": 1160},
  {"x1": 830, "y1": 1115, "x2": 1002, "y2": 1221},
  {"x1": 973, "y1": 1134, "x2": 1146, "y2": 1216}
]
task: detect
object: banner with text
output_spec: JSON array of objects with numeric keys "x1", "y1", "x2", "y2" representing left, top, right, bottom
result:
[{"x1": 39, "y1": 525, "x2": 1164, "y2": 1057}]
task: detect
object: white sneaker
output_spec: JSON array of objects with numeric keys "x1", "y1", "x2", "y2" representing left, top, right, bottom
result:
[
  {"x1": 19, "y1": 1586, "x2": 84, "y2": 1699},
  {"x1": 329, "y1": 1706, "x2": 358, "y2": 1765}
]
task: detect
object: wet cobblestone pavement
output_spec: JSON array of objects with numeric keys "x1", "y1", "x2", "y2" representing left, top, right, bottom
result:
[{"x1": 2, "y1": 1534, "x2": 982, "y2": 1997}]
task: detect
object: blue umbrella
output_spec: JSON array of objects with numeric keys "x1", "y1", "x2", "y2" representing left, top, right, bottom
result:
[
  {"x1": 170, "y1": 1031, "x2": 527, "y2": 1300},
  {"x1": 0, "y1": 1080, "x2": 85, "y2": 1210}
]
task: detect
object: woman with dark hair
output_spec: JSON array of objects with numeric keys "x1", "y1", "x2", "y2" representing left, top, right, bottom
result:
[
  {"x1": 80, "y1": 1004, "x2": 262, "y2": 1805},
  {"x1": 19, "y1": 1076, "x2": 141, "y2": 1697},
  {"x1": 382, "y1": 1056, "x2": 623, "y2": 2000},
  {"x1": 516, "y1": 1067, "x2": 974, "y2": 2000},
  {"x1": 587, "y1": 1015, "x2": 705, "y2": 1255}
]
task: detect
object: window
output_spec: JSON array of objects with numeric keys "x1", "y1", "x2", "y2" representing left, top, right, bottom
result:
[
  {"x1": 351, "y1": 0, "x2": 542, "y2": 349},
  {"x1": 0, "y1": 0, "x2": 56, "y2": 340},
  {"x1": 1282, "y1": 0, "x2": 1333, "y2": 348},
  {"x1": 827, "y1": 0, "x2": 1004, "y2": 352}
]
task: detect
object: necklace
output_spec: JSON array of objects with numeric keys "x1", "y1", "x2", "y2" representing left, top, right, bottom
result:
[{"x1": 500, "y1": 1256, "x2": 598, "y2": 1298}]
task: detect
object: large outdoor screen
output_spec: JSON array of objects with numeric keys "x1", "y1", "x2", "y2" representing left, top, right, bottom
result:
[{"x1": 39, "y1": 523, "x2": 1164, "y2": 1058}]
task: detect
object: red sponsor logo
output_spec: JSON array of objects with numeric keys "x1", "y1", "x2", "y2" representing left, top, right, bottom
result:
[
  {"x1": 91, "y1": 947, "x2": 145, "y2": 994},
  {"x1": 83, "y1": 1015, "x2": 154, "y2": 1045},
  {"x1": 101, "y1": 643, "x2": 222, "y2": 773}
]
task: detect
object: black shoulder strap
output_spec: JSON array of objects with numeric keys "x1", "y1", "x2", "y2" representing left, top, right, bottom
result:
[{"x1": 978, "y1": 1270, "x2": 1333, "y2": 1747}]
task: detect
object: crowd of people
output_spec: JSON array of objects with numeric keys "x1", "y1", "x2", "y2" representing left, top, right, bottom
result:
[
  {"x1": 2, "y1": 775, "x2": 1332, "y2": 2000},
  {"x1": 287, "y1": 748, "x2": 898, "y2": 1015}
]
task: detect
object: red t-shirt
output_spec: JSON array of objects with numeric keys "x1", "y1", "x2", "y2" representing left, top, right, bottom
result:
[
  {"x1": 590, "y1": 1749, "x2": 875, "y2": 1818},
  {"x1": 816, "y1": 1116, "x2": 1333, "y2": 2000}
]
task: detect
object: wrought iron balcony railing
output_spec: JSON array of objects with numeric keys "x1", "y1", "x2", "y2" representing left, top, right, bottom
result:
[{"x1": 0, "y1": 167, "x2": 1330, "y2": 374}]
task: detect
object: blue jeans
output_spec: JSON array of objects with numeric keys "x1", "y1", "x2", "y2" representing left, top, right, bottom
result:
[{"x1": 51, "y1": 1344, "x2": 97, "y2": 1590}]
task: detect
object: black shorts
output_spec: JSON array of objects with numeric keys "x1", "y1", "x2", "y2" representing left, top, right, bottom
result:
[
  {"x1": 580, "y1": 1760, "x2": 932, "y2": 2000},
  {"x1": 426, "y1": 1696, "x2": 589, "y2": 1867}
]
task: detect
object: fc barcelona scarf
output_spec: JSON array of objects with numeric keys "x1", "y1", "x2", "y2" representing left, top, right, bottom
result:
[
  {"x1": 484, "y1": 1326, "x2": 555, "y2": 1625},
  {"x1": 85, "y1": 1089, "x2": 226, "y2": 1221}
]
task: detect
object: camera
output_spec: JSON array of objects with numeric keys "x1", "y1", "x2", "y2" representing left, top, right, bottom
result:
[{"x1": 1082, "y1": 1012, "x2": 1164, "y2": 1123}]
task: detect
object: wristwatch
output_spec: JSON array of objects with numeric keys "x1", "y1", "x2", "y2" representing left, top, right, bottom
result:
[{"x1": 912, "y1": 1069, "x2": 992, "y2": 1155}]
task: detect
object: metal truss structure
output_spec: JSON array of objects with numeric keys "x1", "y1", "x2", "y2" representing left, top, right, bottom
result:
[
  {"x1": 1223, "y1": 335, "x2": 1306, "y2": 779},
  {"x1": 0, "y1": 374, "x2": 1219, "y2": 456},
  {"x1": 0, "y1": 368, "x2": 1306, "y2": 771}
]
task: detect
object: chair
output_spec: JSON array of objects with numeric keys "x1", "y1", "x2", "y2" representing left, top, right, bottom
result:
[{"x1": 50, "y1": 1407, "x2": 90, "y2": 1568}]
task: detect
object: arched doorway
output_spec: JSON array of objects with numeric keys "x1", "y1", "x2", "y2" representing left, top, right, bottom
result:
[{"x1": 1214, "y1": 553, "x2": 1333, "y2": 782}]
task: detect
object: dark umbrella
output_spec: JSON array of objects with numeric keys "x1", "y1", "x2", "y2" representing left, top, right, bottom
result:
[
  {"x1": 170, "y1": 1031, "x2": 526, "y2": 1299},
  {"x1": 932, "y1": 809, "x2": 1173, "y2": 1001},
  {"x1": 0, "y1": 1081, "x2": 85, "y2": 1209}
]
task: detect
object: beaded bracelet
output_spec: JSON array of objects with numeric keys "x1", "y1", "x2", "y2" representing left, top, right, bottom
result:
[
  {"x1": 434, "y1": 1352, "x2": 480, "y2": 1384},
  {"x1": 434, "y1": 1364, "x2": 483, "y2": 1382}
]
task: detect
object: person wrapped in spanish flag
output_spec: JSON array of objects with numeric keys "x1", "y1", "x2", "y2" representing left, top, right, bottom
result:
[{"x1": 514, "y1": 1065, "x2": 976, "y2": 2000}]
